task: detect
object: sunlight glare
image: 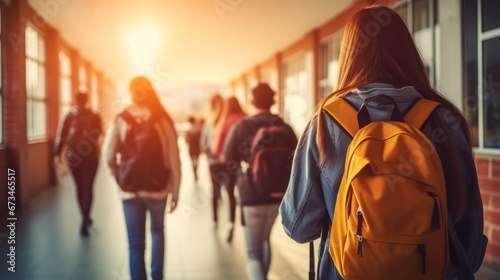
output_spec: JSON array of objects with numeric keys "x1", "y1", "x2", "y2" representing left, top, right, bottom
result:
[{"x1": 127, "y1": 28, "x2": 161, "y2": 75}]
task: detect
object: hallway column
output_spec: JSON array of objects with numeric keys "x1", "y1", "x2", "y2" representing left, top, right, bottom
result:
[{"x1": 3, "y1": 0, "x2": 29, "y2": 206}]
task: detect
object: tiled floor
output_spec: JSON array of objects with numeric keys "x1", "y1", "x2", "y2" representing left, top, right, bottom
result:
[{"x1": 0, "y1": 139, "x2": 499, "y2": 280}]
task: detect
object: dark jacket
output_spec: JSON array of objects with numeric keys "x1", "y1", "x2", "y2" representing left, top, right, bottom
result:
[
  {"x1": 54, "y1": 107, "x2": 102, "y2": 165},
  {"x1": 280, "y1": 83, "x2": 486, "y2": 279},
  {"x1": 223, "y1": 112, "x2": 298, "y2": 206}
]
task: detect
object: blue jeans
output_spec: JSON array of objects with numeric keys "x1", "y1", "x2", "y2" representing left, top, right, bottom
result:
[
  {"x1": 242, "y1": 204, "x2": 280, "y2": 280},
  {"x1": 123, "y1": 197, "x2": 167, "y2": 280}
]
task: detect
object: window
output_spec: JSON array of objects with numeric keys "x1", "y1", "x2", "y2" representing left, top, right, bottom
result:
[
  {"x1": 318, "y1": 31, "x2": 343, "y2": 101},
  {"x1": 26, "y1": 26, "x2": 46, "y2": 139},
  {"x1": 90, "y1": 74, "x2": 98, "y2": 110},
  {"x1": 464, "y1": 0, "x2": 500, "y2": 151},
  {"x1": 282, "y1": 52, "x2": 314, "y2": 133},
  {"x1": 463, "y1": 0, "x2": 479, "y2": 146},
  {"x1": 394, "y1": 0, "x2": 439, "y2": 86},
  {"x1": 79, "y1": 65, "x2": 87, "y2": 92},
  {"x1": 482, "y1": 0, "x2": 500, "y2": 32},
  {"x1": 59, "y1": 51, "x2": 72, "y2": 119},
  {"x1": 483, "y1": 36, "x2": 500, "y2": 148}
]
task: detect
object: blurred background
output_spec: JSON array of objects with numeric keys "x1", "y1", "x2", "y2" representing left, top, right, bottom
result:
[{"x1": 0, "y1": 0, "x2": 499, "y2": 279}]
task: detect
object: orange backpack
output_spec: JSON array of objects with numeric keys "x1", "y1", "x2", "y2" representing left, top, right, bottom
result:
[{"x1": 325, "y1": 96, "x2": 449, "y2": 279}]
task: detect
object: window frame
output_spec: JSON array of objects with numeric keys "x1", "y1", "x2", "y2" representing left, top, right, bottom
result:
[
  {"x1": 59, "y1": 51, "x2": 72, "y2": 120},
  {"x1": 476, "y1": 0, "x2": 500, "y2": 154},
  {"x1": 25, "y1": 25, "x2": 47, "y2": 140},
  {"x1": 281, "y1": 51, "x2": 314, "y2": 133},
  {"x1": 318, "y1": 30, "x2": 343, "y2": 102}
]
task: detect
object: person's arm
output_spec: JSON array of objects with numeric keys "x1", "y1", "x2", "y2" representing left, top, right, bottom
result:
[
  {"x1": 443, "y1": 109, "x2": 486, "y2": 271},
  {"x1": 102, "y1": 118, "x2": 121, "y2": 176},
  {"x1": 279, "y1": 117, "x2": 327, "y2": 243},
  {"x1": 222, "y1": 121, "x2": 247, "y2": 163},
  {"x1": 159, "y1": 117, "x2": 181, "y2": 212},
  {"x1": 53, "y1": 113, "x2": 73, "y2": 159}
]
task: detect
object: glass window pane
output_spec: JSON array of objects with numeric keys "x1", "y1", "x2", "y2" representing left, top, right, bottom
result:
[
  {"x1": 25, "y1": 26, "x2": 46, "y2": 139},
  {"x1": 482, "y1": 0, "x2": 500, "y2": 32},
  {"x1": 395, "y1": 4, "x2": 409, "y2": 27},
  {"x1": 91, "y1": 75, "x2": 98, "y2": 110},
  {"x1": 27, "y1": 100, "x2": 34, "y2": 137},
  {"x1": 483, "y1": 36, "x2": 500, "y2": 148},
  {"x1": 38, "y1": 65, "x2": 46, "y2": 98},
  {"x1": 413, "y1": 0, "x2": 433, "y2": 82},
  {"x1": 36, "y1": 101, "x2": 47, "y2": 137},
  {"x1": 39, "y1": 37, "x2": 45, "y2": 63},
  {"x1": 463, "y1": 0, "x2": 479, "y2": 146},
  {"x1": 282, "y1": 53, "x2": 313, "y2": 133},
  {"x1": 79, "y1": 66, "x2": 87, "y2": 92},
  {"x1": 413, "y1": 0, "x2": 430, "y2": 31}
]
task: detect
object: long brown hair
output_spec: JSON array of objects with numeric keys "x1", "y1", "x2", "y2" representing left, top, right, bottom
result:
[
  {"x1": 315, "y1": 5, "x2": 471, "y2": 220},
  {"x1": 129, "y1": 76, "x2": 168, "y2": 119},
  {"x1": 216, "y1": 96, "x2": 245, "y2": 134},
  {"x1": 128, "y1": 76, "x2": 176, "y2": 135}
]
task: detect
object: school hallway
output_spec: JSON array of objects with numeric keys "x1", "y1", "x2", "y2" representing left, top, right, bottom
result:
[
  {"x1": 0, "y1": 139, "x2": 314, "y2": 280},
  {"x1": 0, "y1": 138, "x2": 499, "y2": 280}
]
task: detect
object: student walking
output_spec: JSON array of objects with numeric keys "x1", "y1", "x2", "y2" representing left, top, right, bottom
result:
[
  {"x1": 185, "y1": 116, "x2": 203, "y2": 183},
  {"x1": 54, "y1": 92, "x2": 102, "y2": 236},
  {"x1": 223, "y1": 83, "x2": 297, "y2": 280},
  {"x1": 279, "y1": 5, "x2": 486, "y2": 280},
  {"x1": 103, "y1": 76, "x2": 181, "y2": 280},
  {"x1": 200, "y1": 94, "x2": 225, "y2": 228},
  {"x1": 211, "y1": 96, "x2": 247, "y2": 241}
]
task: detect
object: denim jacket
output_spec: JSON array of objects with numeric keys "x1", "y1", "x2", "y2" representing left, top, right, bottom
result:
[{"x1": 279, "y1": 83, "x2": 485, "y2": 279}]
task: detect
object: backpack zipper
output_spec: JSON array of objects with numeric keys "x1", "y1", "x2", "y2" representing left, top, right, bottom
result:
[
  {"x1": 356, "y1": 206, "x2": 363, "y2": 257},
  {"x1": 426, "y1": 192, "x2": 440, "y2": 229}
]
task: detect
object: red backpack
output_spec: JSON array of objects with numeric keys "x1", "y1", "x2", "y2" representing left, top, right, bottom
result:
[{"x1": 247, "y1": 124, "x2": 297, "y2": 198}]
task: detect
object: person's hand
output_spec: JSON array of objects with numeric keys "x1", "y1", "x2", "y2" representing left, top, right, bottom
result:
[{"x1": 169, "y1": 195, "x2": 178, "y2": 213}]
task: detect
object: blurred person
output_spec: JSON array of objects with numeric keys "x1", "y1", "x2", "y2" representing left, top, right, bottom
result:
[
  {"x1": 103, "y1": 76, "x2": 181, "y2": 280},
  {"x1": 199, "y1": 94, "x2": 223, "y2": 217},
  {"x1": 211, "y1": 96, "x2": 247, "y2": 242},
  {"x1": 279, "y1": 5, "x2": 486, "y2": 279},
  {"x1": 54, "y1": 92, "x2": 103, "y2": 237},
  {"x1": 223, "y1": 83, "x2": 297, "y2": 280},
  {"x1": 185, "y1": 116, "x2": 203, "y2": 183}
]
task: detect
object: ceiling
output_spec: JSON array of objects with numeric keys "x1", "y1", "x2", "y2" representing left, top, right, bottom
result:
[{"x1": 29, "y1": 0, "x2": 354, "y2": 85}]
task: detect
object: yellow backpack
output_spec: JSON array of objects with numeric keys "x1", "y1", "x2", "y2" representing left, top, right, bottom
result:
[{"x1": 325, "y1": 95, "x2": 449, "y2": 279}]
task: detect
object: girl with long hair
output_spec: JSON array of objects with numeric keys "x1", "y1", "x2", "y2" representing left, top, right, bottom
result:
[
  {"x1": 279, "y1": 5, "x2": 485, "y2": 279},
  {"x1": 210, "y1": 96, "x2": 246, "y2": 242},
  {"x1": 103, "y1": 76, "x2": 181, "y2": 280}
]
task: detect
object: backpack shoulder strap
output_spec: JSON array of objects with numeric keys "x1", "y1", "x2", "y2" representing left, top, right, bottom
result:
[
  {"x1": 403, "y1": 98, "x2": 440, "y2": 129},
  {"x1": 118, "y1": 110, "x2": 137, "y2": 126},
  {"x1": 323, "y1": 97, "x2": 359, "y2": 138},
  {"x1": 324, "y1": 97, "x2": 441, "y2": 137}
]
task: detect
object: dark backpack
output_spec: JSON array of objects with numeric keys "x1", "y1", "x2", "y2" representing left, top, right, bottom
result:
[
  {"x1": 247, "y1": 123, "x2": 297, "y2": 198},
  {"x1": 115, "y1": 111, "x2": 169, "y2": 192},
  {"x1": 65, "y1": 109, "x2": 100, "y2": 159}
]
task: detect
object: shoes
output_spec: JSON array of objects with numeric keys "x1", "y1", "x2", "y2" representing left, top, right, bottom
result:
[
  {"x1": 80, "y1": 224, "x2": 90, "y2": 237},
  {"x1": 83, "y1": 218, "x2": 93, "y2": 227},
  {"x1": 80, "y1": 217, "x2": 92, "y2": 237}
]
